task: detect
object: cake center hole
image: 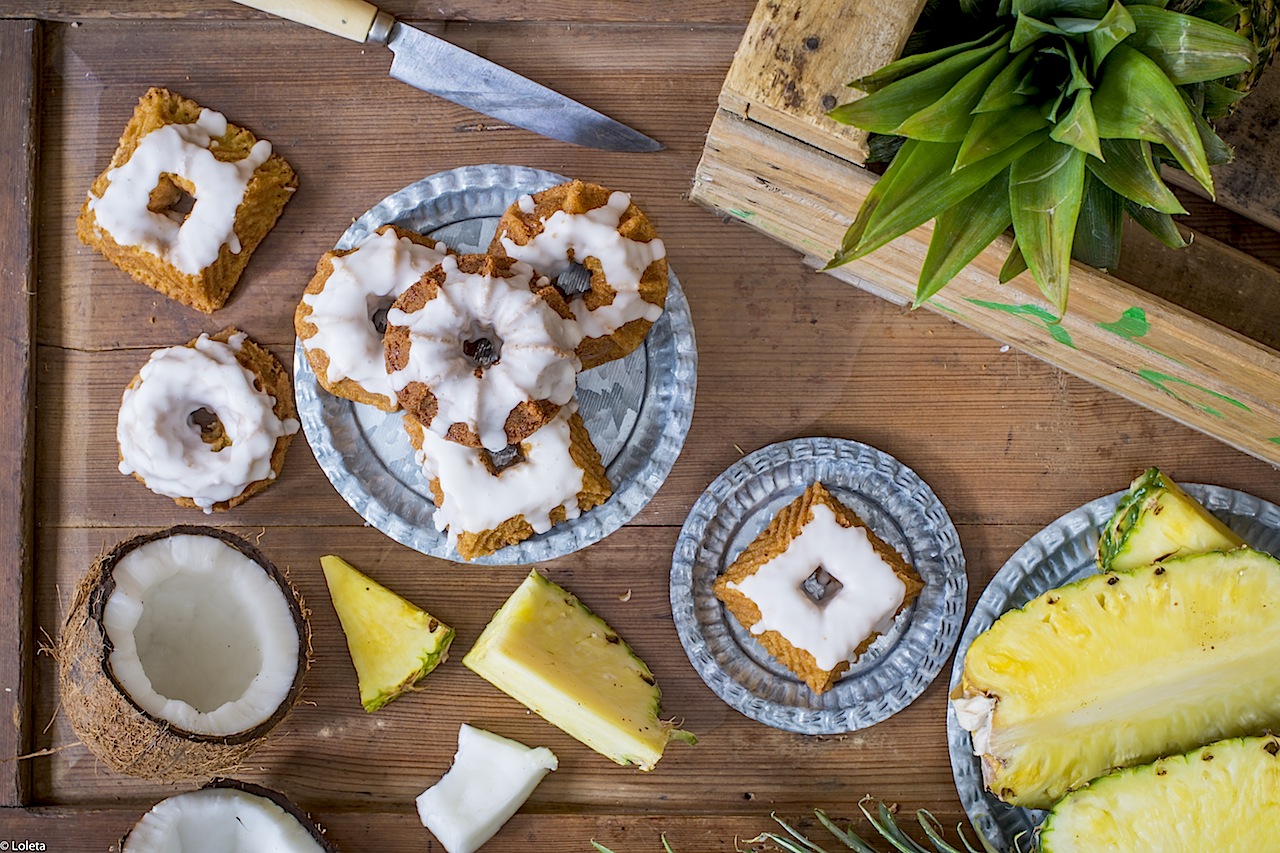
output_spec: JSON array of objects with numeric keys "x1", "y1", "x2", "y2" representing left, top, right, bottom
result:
[
  {"x1": 189, "y1": 407, "x2": 229, "y2": 451},
  {"x1": 370, "y1": 303, "x2": 391, "y2": 334},
  {"x1": 557, "y1": 263, "x2": 593, "y2": 297},
  {"x1": 463, "y1": 331, "x2": 502, "y2": 369},
  {"x1": 485, "y1": 443, "x2": 526, "y2": 473},
  {"x1": 148, "y1": 173, "x2": 197, "y2": 223},
  {"x1": 802, "y1": 567, "x2": 843, "y2": 605}
]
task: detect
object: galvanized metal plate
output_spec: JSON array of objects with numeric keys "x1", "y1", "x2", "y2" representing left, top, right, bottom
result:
[
  {"x1": 947, "y1": 484, "x2": 1280, "y2": 851},
  {"x1": 670, "y1": 437, "x2": 967, "y2": 733},
  {"x1": 295, "y1": 165, "x2": 696, "y2": 565}
]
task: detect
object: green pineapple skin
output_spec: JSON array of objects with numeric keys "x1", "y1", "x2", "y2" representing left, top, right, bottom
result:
[
  {"x1": 1039, "y1": 735, "x2": 1280, "y2": 852},
  {"x1": 1097, "y1": 468, "x2": 1244, "y2": 572}
]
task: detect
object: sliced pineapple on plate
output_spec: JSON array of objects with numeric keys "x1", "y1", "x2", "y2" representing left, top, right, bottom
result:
[
  {"x1": 1040, "y1": 734, "x2": 1280, "y2": 851},
  {"x1": 1098, "y1": 467, "x2": 1245, "y2": 571},
  {"x1": 463, "y1": 569, "x2": 694, "y2": 770},
  {"x1": 955, "y1": 548, "x2": 1280, "y2": 809},
  {"x1": 320, "y1": 554, "x2": 454, "y2": 712}
]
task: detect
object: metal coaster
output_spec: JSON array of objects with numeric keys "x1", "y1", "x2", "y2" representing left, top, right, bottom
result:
[
  {"x1": 946, "y1": 484, "x2": 1280, "y2": 851},
  {"x1": 294, "y1": 165, "x2": 697, "y2": 565},
  {"x1": 670, "y1": 437, "x2": 967, "y2": 733}
]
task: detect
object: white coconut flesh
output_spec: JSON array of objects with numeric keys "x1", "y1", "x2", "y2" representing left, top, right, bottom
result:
[
  {"x1": 101, "y1": 533, "x2": 300, "y2": 737},
  {"x1": 124, "y1": 787, "x2": 327, "y2": 853}
]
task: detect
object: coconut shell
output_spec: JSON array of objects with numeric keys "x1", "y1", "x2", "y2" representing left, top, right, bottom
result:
[
  {"x1": 56, "y1": 525, "x2": 308, "y2": 782},
  {"x1": 121, "y1": 780, "x2": 339, "y2": 852}
]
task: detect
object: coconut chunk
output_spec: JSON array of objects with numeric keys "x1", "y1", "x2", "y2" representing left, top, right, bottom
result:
[
  {"x1": 416, "y1": 724, "x2": 557, "y2": 853},
  {"x1": 123, "y1": 784, "x2": 333, "y2": 852}
]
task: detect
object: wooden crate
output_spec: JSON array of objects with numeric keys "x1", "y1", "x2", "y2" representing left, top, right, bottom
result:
[{"x1": 692, "y1": 0, "x2": 1280, "y2": 467}]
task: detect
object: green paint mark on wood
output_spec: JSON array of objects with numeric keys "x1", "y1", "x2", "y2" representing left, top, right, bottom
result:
[
  {"x1": 728, "y1": 209, "x2": 755, "y2": 220},
  {"x1": 1097, "y1": 307, "x2": 1186, "y2": 366},
  {"x1": 1137, "y1": 369, "x2": 1251, "y2": 419},
  {"x1": 966, "y1": 298, "x2": 1076, "y2": 348},
  {"x1": 1269, "y1": 437, "x2": 1280, "y2": 445}
]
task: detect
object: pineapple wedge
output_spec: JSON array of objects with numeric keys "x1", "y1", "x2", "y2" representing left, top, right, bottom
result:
[
  {"x1": 1040, "y1": 735, "x2": 1280, "y2": 851},
  {"x1": 1098, "y1": 468, "x2": 1244, "y2": 571},
  {"x1": 320, "y1": 554, "x2": 454, "y2": 712},
  {"x1": 954, "y1": 549, "x2": 1280, "y2": 809},
  {"x1": 463, "y1": 570, "x2": 694, "y2": 770}
]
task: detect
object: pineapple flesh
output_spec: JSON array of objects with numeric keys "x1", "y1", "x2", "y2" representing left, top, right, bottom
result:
[
  {"x1": 955, "y1": 548, "x2": 1280, "y2": 809},
  {"x1": 320, "y1": 554, "x2": 454, "y2": 712},
  {"x1": 1098, "y1": 468, "x2": 1244, "y2": 571},
  {"x1": 462, "y1": 570, "x2": 694, "y2": 770},
  {"x1": 1039, "y1": 735, "x2": 1280, "y2": 851}
]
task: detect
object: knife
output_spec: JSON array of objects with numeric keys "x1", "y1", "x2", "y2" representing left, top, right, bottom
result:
[{"x1": 231, "y1": 0, "x2": 663, "y2": 152}]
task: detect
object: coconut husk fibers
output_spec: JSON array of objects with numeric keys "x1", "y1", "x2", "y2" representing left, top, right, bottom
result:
[{"x1": 56, "y1": 525, "x2": 308, "y2": 783}]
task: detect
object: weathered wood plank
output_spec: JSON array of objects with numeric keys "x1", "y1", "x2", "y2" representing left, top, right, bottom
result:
[
  {"x1": 692, "y1": 109, "x2": 1280, "y2": 467},
  {"x1": 0, "y1": 16, "x2": 39, "y2": 809},
  {"x1": 719, "y1": 0, "x2": 924, "y2": 165}
]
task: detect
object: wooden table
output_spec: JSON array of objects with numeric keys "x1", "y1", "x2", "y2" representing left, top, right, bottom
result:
[{"x1": 2, "y1": 3, "x2": 1278, "y2": 849}]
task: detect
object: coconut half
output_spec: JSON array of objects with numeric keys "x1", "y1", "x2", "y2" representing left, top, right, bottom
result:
[
  {"x1": 58, "y1": 525, "x2": 307, "y2": 781},
  {"x1": 123, "y1": 780, "x2": 336, "y2": 852}
]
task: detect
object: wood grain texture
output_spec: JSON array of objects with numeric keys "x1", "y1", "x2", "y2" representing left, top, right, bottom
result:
[
  {"x1": 693, "y1": 108, "x2": 1280, "y2": 467},
  {"x1": 0, "y1": 17, "x2": 39, "y2": 808},
  {"x1": 719, "y1": 0, "x2": 925, "y2": 165},
  {"x1": 15, "y1": 8, "x2": 1280, "y2": 848}
]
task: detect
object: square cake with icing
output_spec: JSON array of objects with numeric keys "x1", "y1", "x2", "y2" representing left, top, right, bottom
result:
[
  {"x1": 402, "y1": 399, "x2": 612, "y2": 561},
  {"x1": 714, "y1": 481, "x2": 924, "y2": 693},
  {"x1": 77, "y1": 88, "x2": 297, "y2": 313}
]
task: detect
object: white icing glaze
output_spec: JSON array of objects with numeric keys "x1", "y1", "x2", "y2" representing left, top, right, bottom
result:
[
  {"x1": 301, "y1": 228, "x2": 447, "y2": 407},
  {"x1": 387, "y1": 255, "x2": 581, "y2": 451},
  {"x1": 415, "y1": 402, "x2": 587, "y2": 548},
  {"x1": 728, "y1": 503, "x2": 908, "y2": 672},
  {"x1": 87, "y1": 108, "x2": 272, "y2": 275},
  {"x1": 117, "y1": 333, "x2": 299, "y2": 511},
  {"x1": 500, "y1": 190, "x2": 666, "y2": 338}
]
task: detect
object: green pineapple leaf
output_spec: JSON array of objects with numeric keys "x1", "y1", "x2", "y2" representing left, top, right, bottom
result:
[
  {"x1": 1010, "y1": 138, "x2": 1088, "y2": 315},
  {"x1": 1200, "y1": 79, "x2": 1249, "y2": 117},
  {"x1": 916, "y1": 169, "x2": 1013, "y2": 305},
  {"x1": 1183, "y1": 96, "x2": 1234, "y2": 164},
  {"x1": 1050, "y1": 89, "x2": 1103, "y2": 157},
  {"x1": 1014, "y1": 0, "x2": 1109, "y2": 18},
  {"x1": 1071, "y1": 171, "x2": 1123, "y2": 268},
  {"x1": 896, "y1": 45, "x2": 1012, "y2": 141},
  {"x1": 1085, "y1": 0, "x2": 1137, "y2": 66},
  {"x1": 828, "y1": 138, "x2": 922, "y2": 267},
  {"x1": 1125, "y1": 5, "x2": 1256, "y2": 84},
  {"x1": 829, "y1": 36, "x2": 1009, "y2": 133},
  {"x1": 974, "y1": 46, "x2": 1038, "y2": 112},
  {"x1": 1012, "y1": 14, "x2": 1069, "y2": 51},
  {"x1": 1124, "y1": 198, "x2": 1190, "y2": 248},
  {"x1": 851, "y1": 28, "x2": 1003, "y2": 93},
  {"x1": 1000, "y1": 239, "x2": 1030, "y2": 282},
  {"x1": 1085, "y1": 137, "x2": 1186, "y2": 213},
  {"x1": 956, "y1": 105, "x2": 1050, "y2": 170},
  {"x1": 1092, "y1": 43, "x2": 1214, "y2": 194}
]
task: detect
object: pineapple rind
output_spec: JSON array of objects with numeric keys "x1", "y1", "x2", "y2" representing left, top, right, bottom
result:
[
  {"x1": 1098, "y1": 468, "x2": 1244, "y2": 571},
  {"x1": 960, "y1": 548, "x2": 1280, "y2": 808},
  {"x1": 1039, "y1": 734, "x2": 1280, "y2": 851},
  {"x1": 320, "y1": 555, "x2": 454, "y2": 713},
  {"x1": 463, "y1": 570, "x2": 688, "y2": 771}
]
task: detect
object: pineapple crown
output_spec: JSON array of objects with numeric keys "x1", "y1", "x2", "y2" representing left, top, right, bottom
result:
[{"x1": 827, "y1": 0, "x2": 1266, "y2": 316}]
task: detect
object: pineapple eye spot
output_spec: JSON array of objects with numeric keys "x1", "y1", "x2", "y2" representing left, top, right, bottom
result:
[{"x1": 801, "y1": 566, "x2": 844, "y2": 606}]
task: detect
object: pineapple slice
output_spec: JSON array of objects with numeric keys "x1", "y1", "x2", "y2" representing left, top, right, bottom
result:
[
  {"x1": 955, "y1": 549, "x2": 1280, "y2": 809},
  {"x1": 462, "y1": 570, "x2": 694, "y2": 770},
  {"x1": 1039, "y1": 735, "x2": 1280, "y2": 851},
  {"x1": 320, "y1": 554, "x2": 453, "y2": 712},
  {"x1": 1098, "y1": 468, "x2": 1244, "y2": 571}
]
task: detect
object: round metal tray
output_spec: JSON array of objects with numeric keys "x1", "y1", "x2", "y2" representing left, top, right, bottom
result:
[
  {"x1": 295, "y1": 165, "x2": 697, "y2": 565},
  {"x1": 670, "y1": 437, "x2": 967, "y2": 733},
  {"x1": 946, "y1": 484, "x2": 1280, "y2": 851}
]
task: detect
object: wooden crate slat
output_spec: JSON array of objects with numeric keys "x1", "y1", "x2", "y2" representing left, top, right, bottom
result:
[
  {"x1": 692, "y1": 109, "x2": 1280, "y2": 466},
  {"x1": 0, "y1": 17, "x2": 40, "y2": 809}
]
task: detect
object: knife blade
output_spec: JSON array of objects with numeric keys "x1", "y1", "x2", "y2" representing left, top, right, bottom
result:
[{"x1": 231, "y1": 0, "x2": 663, "y2": 152}]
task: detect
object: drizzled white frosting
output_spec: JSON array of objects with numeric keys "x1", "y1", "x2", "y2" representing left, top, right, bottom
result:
[
  {"x1": 117, "y1": 333, "x2": 299, "y2": 511},
  {"x1": 416, "y1": 402, "x2": 587, "y2": 548},
  {"x1": 387, "y1": 255, "x2": 581, "y2": 452},
  {"x1": 301, "y1": 228, "x2": 447, "y2": 407},
  {"x1": 87, "y1": 108, "x2": 273, "y2": 275},
  {"x1": 499, "y1": 190, "x2": 666, "y2": 338},
  {"x1": 728, "y1": 503, "x2": 908, "y2": 672}
]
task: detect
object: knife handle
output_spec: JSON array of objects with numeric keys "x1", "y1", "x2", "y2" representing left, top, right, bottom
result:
[{"x1": 231, "y1": 0, "x2": 383, "y2": 42}]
